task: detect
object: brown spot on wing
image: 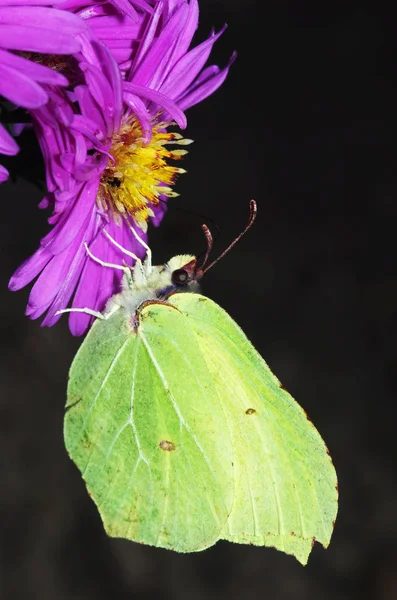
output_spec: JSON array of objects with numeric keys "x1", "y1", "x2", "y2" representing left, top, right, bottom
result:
[
  {"x1": 159, "y1": 440, "x2": 176, "y2": 452},
  {"x1": 245, "y1": 408, "x2": 256, "y2": 415}
]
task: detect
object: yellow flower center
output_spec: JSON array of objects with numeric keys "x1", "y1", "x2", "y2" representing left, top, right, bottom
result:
[{"x1": 97, "y1": 118, "x2": 192, "y2": 230}]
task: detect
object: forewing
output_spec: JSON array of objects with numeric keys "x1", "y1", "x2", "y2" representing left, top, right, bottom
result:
[
  {"x1": 65, "y1": 306, "x2": 234, "y2": 553},
  {"x1": 171, "y1": 293, "x2": 338, "y2": 565}
]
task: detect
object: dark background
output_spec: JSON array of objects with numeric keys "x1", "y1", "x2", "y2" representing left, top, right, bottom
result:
[{"x1": 1, "y1": 1, "x2": 397, "y2": 598}]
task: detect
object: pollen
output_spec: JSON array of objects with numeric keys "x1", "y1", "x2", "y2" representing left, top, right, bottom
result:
[{"x1": 97, "y1": 118, "x2": 192, "y2": 230}]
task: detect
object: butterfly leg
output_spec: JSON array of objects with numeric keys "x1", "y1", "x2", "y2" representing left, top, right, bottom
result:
[
  {"x1": 55, "y1": 307, "x2": 105, "y2": 320},
  {"x1": 55, "y1": 302, "x2": 120, "y2": 321},
  {"x1": 101, "y1": 230, "x2": 144, "y2": 290},
  {"x1": 84, "y1": 242, "x2": 133, "y2": 288},
  {"x1": 101, "y1": 225, "x2": 151, "y2": 270},
  {"x1": 126, "y1": 221, "x2": 152, "y2": 273},
  {"x1": 102, "y1": 229, "x2": 141, "y2": 262}
]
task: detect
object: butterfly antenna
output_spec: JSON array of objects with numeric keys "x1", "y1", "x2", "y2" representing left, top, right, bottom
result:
[
  {"x1": 199, "y1": 224, "x2": 214, "y2": 271},
  {"x1": 200, "y1": 200, "x2": 257, "y2": 275}
]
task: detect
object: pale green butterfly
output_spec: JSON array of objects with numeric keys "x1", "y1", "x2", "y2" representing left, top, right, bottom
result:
[{"x1": 59, "y1": 201, "x2": 338, "y2": 565}]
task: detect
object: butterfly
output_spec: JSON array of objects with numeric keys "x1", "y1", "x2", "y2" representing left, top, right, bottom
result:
[{"x1": 60, "y1": 201, "x2": 338, "y2": 564}]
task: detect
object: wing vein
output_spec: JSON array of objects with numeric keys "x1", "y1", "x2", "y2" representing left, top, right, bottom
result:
[
  {"x1": 139, "y1": 330, "x2": 218, "y2": 485},
  {"x1": 71, "y1": 337, "x2": 131, "y2": 456}
]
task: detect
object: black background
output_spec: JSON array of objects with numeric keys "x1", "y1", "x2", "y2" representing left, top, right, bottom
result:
[{"x1": 1, "y1": 1, "x2": 397, "y2": 598}]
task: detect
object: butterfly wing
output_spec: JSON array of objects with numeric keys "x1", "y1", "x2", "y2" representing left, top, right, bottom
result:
[
  {"x1": 171, "y1": 293, "x2": 338, "y2": 565},
  {"x1": 65, "y1": 306, "x2": 234, "y2": 552}
]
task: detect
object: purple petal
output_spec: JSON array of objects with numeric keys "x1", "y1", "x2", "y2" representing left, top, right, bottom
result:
[
  {"x1": 0, "y1": 123, "x2": 19, "y2": 155},
  {"x1": 150, "y1": 194, "x2": 168, "y2": 227},
  {"x1": 76, "y1": 4, "x2": 111, "y2": 20},
  {"x1": 9, "y1": 245, "x2": 52, "y2": 291},
  {"x1": 0, "y1": 163, "x2": 9, "y2": 182},
  {"x1": 80, "y1": 56, "x2": 119, "y2": 135},
  {"x1": 94, "y1": 42, "x2": 123, "y2": 132},
  {"x1": 124, "y1": 82, "x2": 186, "y2": 129},
  {"x1": 107, "y1": 0, "x2": 152, "y2": 21},
  {"x1": 41, "y1": 209, "x2": 97, "y2": 326},
  {"x1": 177, "y1": 52, "x2": 236, "y2": 111},
  {"x1": 159, "y1": 25, "x2": 227, "y2": 101},
  {"x1": 0, "y1": 63, "x2": 49, "y2": 108},
  {"x1": 145, "y1": 5, "x2": 191, "y2": 91},
  {"x1": 0, "y1": 24, "x2": 81, "y2": 54},
  {"x1": 70, "y1": 154, "x2": 108, "y2": 182},
  {"x1": 40, "y1": 179, "x2": 99, "y2": 254},
  {"x1": 0, "y1": 6, "x2": 86, "y2": 34},
  {"x1": 123, "y1": 92, "x2": 152, "y2": 141},
  {"x1": 168, "y1": 0, "x2": 198, "y2": 64},
  {"x1": 0, "y1": 48, "x2": 67, "y2": 86},
  {"x1": 27, "y1": 247, "x2": 77, "y2": 310},
  {"x1": 128, "y1": 0, "x2": 163, "y2": 77},
  {"x1": 74, "y1": 84, "x2": 106, "y2": 134},
  {"x1": 71, "y1": 114, "x2": 104, "y2": 144},
  {"x1": 68, "y1": 218, "x2": 116, "y2": 335},
  {"x1": 89, "y1": 24, "x2": 140, "y2": 40},
  {"x1": 62, "y1": 0, "x2": 153, "y2": 21},
  {"x1": 130, "y1": 2, "x2": 188, "y2": 88},
  {"x1": 10, "y1": 122, "x2": 29, "y2": 137},
  {"x1": 68, "y1": 226, "x2": 106, "y2": 335},
  {"x1": 68, "y1": 215, "x2": 140, "y2": 335},
  {"x1": 28, "y1": 197, "x2": 95, "y2": 313},
  {"x1": 38, "y1": 195, "x2": 51, "y2": 209},
  {"x1": 4, "y1": 0, "x2": 73, "y2": 6},
  {"x1": 163, "y1": 0, "x2": 182, "y2": 18}
]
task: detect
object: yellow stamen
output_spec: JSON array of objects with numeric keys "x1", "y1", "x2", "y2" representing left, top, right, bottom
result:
[{"x1": 98, "y1": 118, "x2": 190, "y2": 229}]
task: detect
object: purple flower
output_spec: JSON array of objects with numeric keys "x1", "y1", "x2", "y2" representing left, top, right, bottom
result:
[
  {"x1": 0, "y1": 0, "x2": 87, "y2": 179},
  {"x1": 9, "y1": 0, "x2": 234, "y2": 335}
]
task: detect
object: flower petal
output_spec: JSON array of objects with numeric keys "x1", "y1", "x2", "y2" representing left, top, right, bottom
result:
[
  {"x1": 41, "y1": 211, "x2": 97, "y2": 326},
  {"x1": 0, "y1": 48, "x2": 67, "y2": 86},
  {"x1": 123, "y1": 91, "x2": 152, "y2": 141},
  {"x1": 124, "y1": 81, "x2": 187, "y2": 129},
  {"x1": 9, "y1": 245, "x2": 52, "y2": 291},
  {"x1": 107, "y1": 0, "x2": 153, "y2": 21},
  {"x1": 130, "y1": 1, "x2": 189, "y2": 87},
  {"x1": 159, "y1": 25, "x2": 227, "y2": 101},
  {"x1": 127, "y1": 0, "x2": 163, "y2": 76},
  {"x1": 0, "y1": 24, "x2": 81, "y2": 54},
  {"x1": 0, "y1": 6, "x2": 86, "y2": 34},
  {"x1": 0, "y1": 163, "x2": 9, "y2": 182},
  {"x1": 0, "y1": 62, "x2": 48, "y2": 108},
  {"x1": 0, "y1": 123, "x2": 19, "y2": 155},
  {"x1": 40, "y1": 179, "x2": 99, "y2": 255},
  {"x1": 177, "y1": 52, "x2": 236, "y2": 110}
]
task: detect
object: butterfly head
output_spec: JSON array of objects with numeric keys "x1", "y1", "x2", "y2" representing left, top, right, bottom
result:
[{"x1": 157, "y1": 254, "x2": 202, "y2": 298}]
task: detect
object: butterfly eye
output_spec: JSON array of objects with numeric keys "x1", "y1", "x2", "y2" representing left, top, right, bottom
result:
[{"x1": 171, "y1": 268, "x2": 189, "y2": 286}]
